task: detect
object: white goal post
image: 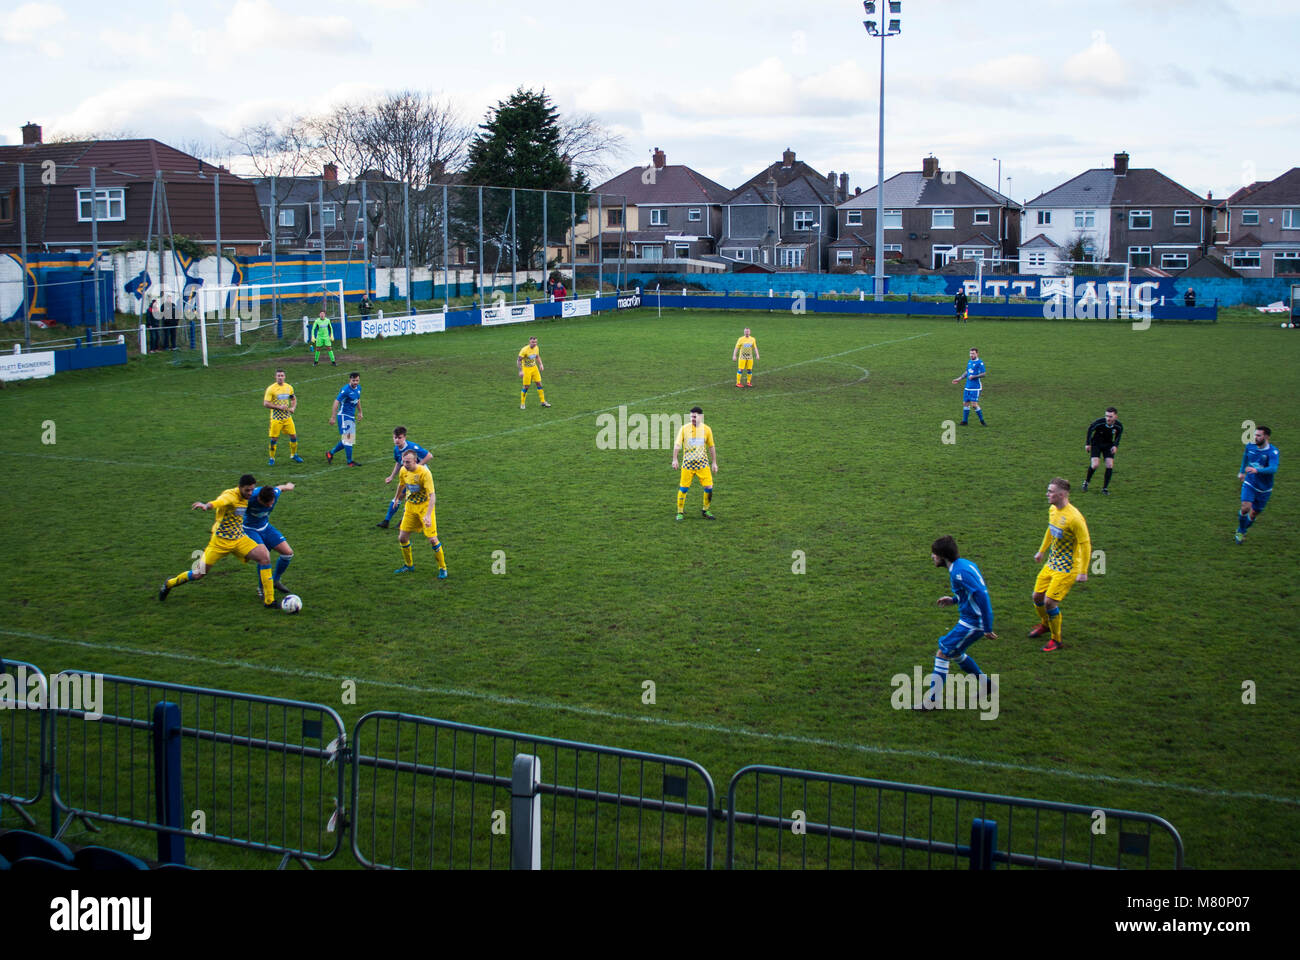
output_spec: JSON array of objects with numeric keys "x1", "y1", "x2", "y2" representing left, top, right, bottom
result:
[{"x1": 194, "y1": 279, "x2": 346, "y2": 366}]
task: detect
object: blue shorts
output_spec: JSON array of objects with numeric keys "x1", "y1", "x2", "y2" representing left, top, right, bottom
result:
[
  {"x1": 245, "y1": 524, "x2": 286, "y2": 550},
  {"x1": 937, "y1": 622, "x2": 984, "y2": 658},
  {"x1": 1240, "y1": 483, "x2": 1272, "y2": 512},
  {"x1": 338, "y1": 415, "x2": 356, "y2": 436},
  {"x1": 963, "y1": 387, "x2": 982, "y2": 403}
]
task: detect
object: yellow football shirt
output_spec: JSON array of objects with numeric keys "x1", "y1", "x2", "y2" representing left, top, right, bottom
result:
[
  {"x1": 209, "y1": 488, "x2": 249, "y2": 541},
  {"x1": 400, "y1": 464, "x2": 435, "y2": 507},
  {"x1": 735, "y1": 336, "x2": 757, "y2": 360},
  {"x1": 264, "y1": 383, "x2": 294, "y2": 421},
  {"x1": 1039, "y1": 503, "x2": 1091, "y2": 575},
  {"x1": 519, "y1": 345, "x2": 539, "y2": 368},
  {"x1": 675, "y1": 423, "x2": 715, "y2": 470}
]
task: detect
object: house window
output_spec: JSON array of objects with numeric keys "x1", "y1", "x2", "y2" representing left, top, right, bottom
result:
[
  {"x1": 1128, "y1": 246, "x2": 1152, "y2": 267},
  {"x1": 278, "y1": 209, "x2": 295, "y2": 228},
  {"x1": 464, "y1": 247, "x2": 477, "y2": 264},
  {"x1": 76, "y1": 187, "x2": 125, "y2": 222},
  {"x1": 779, "y1": 248, "x2": 805, "y2": 267},
  {"x1": 794, "y1": 209, "x2": 816, "y2": 230},
  {"x1": 674, "y1": 244, "x2": 690, "y2": 258},
  {"x1": 1282, "y1": 209, "x2": 1300, "y2": 229},
  {"x1": 1240, "y1": 210, "x2": 1258, "y2": 225},
  {"x1": 883, "y1": 243, "x2": 902, "y2": 254},
  {"x1": 884, "y1": 209, "x2": 902, "y2": 229},
  {"x1": 0, "y1": 193, "x2": 11, "y2": 221},
  {"x1": 846, "y1": 210, "x2": 862, "y2": 225},
  {"x1": 607, "y1": 208, "x2": 623, "y2": 227},
  {"x1": 1026, "y1": 252, "x2": 1048, "y2": 267},
  {"x1": 1129, "y1": 210, "x2": 1152, "y2": 230},
  {"x1": 1274, "y1": 252, "x2": 1300, "y2": 270},
  {"x1": 575, "y1": 244, "x2": 589, "y2": 258},
  {"x1": 1037, "y1": 210, "x2": 1052, "y2": 225},
  {"x1": 835, "y1": 250, "x2": 853, "y2": 264},
  {"x1": 1160, "y1": 253, "x2": 1190, "y2": 269},
  {"x1": 1174, "y1": 209, "x2": 1191, "y2": 226},
  {"x1": 973, "y1": 210, "x2": 990, "y2": 225},
  {"x1": 1231, "y1": 250, "x2": 1261, "y2": 269},
  {"x1": 650, "y1": 208, "x2": 668, "y2": 226},
  {"x1": 320, "y1": 203, "x2": 336, "y2": 229},
  {"x1": 961, "y1": 248, "x2": 985, "y2": 261},
  {"x1": 687, "y1": 208, "x2": 701, "y2": 222},
  {"x1": 1074, "y1": 210, "x2": 1096, "y2": 228},
  {"x1": 642, "y1": 245, "x2": 663, "y2": 261},
  {"x1": 932, "y1": 209, "x2": 954, "y2": 229}
]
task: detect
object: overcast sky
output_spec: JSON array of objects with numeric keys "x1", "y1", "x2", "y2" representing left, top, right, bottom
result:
[{"x1": 1, "y1": 0, "x2": 1295, "y2": 202}]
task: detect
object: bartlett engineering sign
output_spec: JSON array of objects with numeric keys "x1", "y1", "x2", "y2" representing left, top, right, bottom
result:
[{"x1": 0, "y1": 351, "x2": 55, "y2": 381}]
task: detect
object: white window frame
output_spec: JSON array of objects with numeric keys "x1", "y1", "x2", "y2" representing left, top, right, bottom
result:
[
  {"x1": 642, "y1": 244, "x2": 664, "y2": 261},
  {"x1": 793, "y1": 209, "x2": 816, "y2": 231},
  {"x1": 1174, "y1": 209, "x2": 1192, "y2": 226},
  {"x1": 779, "y1": 247, "x2": 805, "y2": 268},
  {"x1": 883, "y1": 243, "x2": 902, "y2": 254},
  {"x1": 835, "y1": 249, "x2": 853, "y2": 264},
  {"x1": 1128, "y1": 245, "x2": 1152, "y2": 267},
  {"x1": 1026, "y1": 252, "x2": 1048, "y2": 267},
  {"x1": 278, "y1": 209, "x2": 295, "y2": 228},
  {"x1": 464, "y1": 247, "x2": 477, "y2": 264},
  {"x1": 973, "y1": 209, "x2": 990, "y2": 225},
  {"x1": 1074, "y1": 210, "x2": 1096, "y2": 229},
  {"x1": 1240, "y1": 209, "x2": 1259, "y2": 226},
  {"x1": 932, "y1": 208, "x2": 955, "y2": 229},
  {"x1": 674, "y1": 243, "x2": 690, "y2": 259},
  {"x1": 650, "y1": 208, "x2": 668, "y2": 226},
  {"x1": 1282, "y1": 209, "x2": 1300, "y2": 230},
  {"x1": 687, "y1": 208, "x2": 701, "y2": 222},
  {"x1": 320, "y1": 202, "x2": 336, "y2": 230},
  {"x1": 961, "y1": 248, "x2": 985, "y2": 261},
  {"x1": 846, "y1": 210, "x2": 862, "y2": 226},
  {"x1": 1274, "y1": 252, "x2": 1300, "y2": 270},
  {"x1": 77, "y1": 187, "x2": 125, "y2": 222},
  {"x1": 1231, "y1": 250, "x2": 1261, "y2": 269},
  {"x1": 884, "y1": 209, "x2": 902, "y2": 230},
  {"x1": 1037, "y1": 210, "x2": 1052, "y2": 225},
  {"x1": 1129, "y1": 209, "x2": 1152, "y2": 230},
  {"x1": 1160, "y1": 252, "x2": 1190, "y2": 269}
]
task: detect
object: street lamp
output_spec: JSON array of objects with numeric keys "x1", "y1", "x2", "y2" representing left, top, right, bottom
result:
[
  {"x1": 811, "y1": 221, "x2": 822, "y2": 273},
  {"x1": 993, "y1": 157, "x2": 1002, "y2": 197},
  {"x1": 864, "y1": 1, "x2": 901, "y2": 302}
]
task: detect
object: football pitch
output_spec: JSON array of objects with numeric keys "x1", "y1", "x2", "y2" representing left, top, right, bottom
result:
[{"x1": 1, "y1": 307, "x2": 1297, "y2": 869}]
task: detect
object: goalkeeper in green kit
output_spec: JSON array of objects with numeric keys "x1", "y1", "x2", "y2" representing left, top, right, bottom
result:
[{"x1": 311, "y1": 311, "x2": 336, "y2": 366}]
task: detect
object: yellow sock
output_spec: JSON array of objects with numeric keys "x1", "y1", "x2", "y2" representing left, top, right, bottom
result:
[
  {"x1": 703, "y1": 489, "x2": 712, "y2": 510},
  {"x1": 677, "y1": 490, "x2": 686, "y2": 513},
  {"x1": 747, "y1": 374, "x2": 752, "y2": 385},
  {"x1": 520, "y1": 389, "x2": 526, "y2": 407},
  {"x1": 401, "y1": 543, "x2": 413, "y2": 566},
  {"x1": 736, "y1": 372, "x2": 742, "y2": 385},
  {"x1": 433, "y1": 543, "x2": 447, "y2": 570},
  {"x1": 289, "y1": 441, "x2": 298, "y2": 455},
  {"x1": 268, "y1": 441, "x2": 276, "y2": 459},
  {"x1": 166, "y1": 571, "x2": 190, "y2": 589},
  {"x1": 537, "y1": 388, "x2": 546, "y2": 403},
  {"x1": 1035, "y1": 603, "x2": 1049, "y2": 626},
  {"x1": 259, "y1": 566, "x2": 275, "y2": 605},
  {"x1": 1049, "y1": 608, "x2": 1063, "y2": 643}
]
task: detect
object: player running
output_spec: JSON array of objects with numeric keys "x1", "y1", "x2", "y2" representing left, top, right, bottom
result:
[
  {"x1": 1083, "y1": 407, "x2": 1123, "y2": 494},
  {"x1": 733, "y1": 328, "x2": 760, "y2": 388},
  {"x1": 263, "y1": 369, "x2": 303, "y2": 466},
  {"x1": 310, "y1": 311, "x2": 336, "y2": 366},
  {"x1": 378, "y1": 427, "x2": 433, "y2": 528},
  {"x1": 672, "y1": 406, "x2": 718, "y2": 521},
  {"x1": 1029, "y1": 477, "x2": 1091, "y2": 652},
  {"x1": 921, "y1": 535, "x2": 997, "y2": 709},
  {"x1": 951, "y1": 347, "x2": 986, "y2": 425},
  {"x1": 392, "y1": 448, "x2": 448, "y2": 579},
  {"x1": 158, "y1": 473, "x2": 284, "y2": 610},
  {"x1": 517, "y1": 336, "x2": 551, "y2": 409},
  {"x1": 1236, "y1": 425, "x2": 1279, "y2": 544},
  {"x1": 326, "y1": 372, "x2": 363, "y2": 466},
  {"x1": 244, "y1": 481, "x2": 296, "y2": 598}
]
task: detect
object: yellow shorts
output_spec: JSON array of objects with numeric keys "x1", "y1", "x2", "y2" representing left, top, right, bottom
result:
[
  {"x1": 679, "y1": 466, "x2": 714, "y2": 489},
  {"x1": 521, "y1": 367, "x2": 542, "y2": 387},
  {"x1": 737, "y1": 357, "x2": 754, "y2": 371},
  {"x1": 203, "y1": 534, "x2": 259, "y2": 568},
  {"x1": 400, "y1": 504, "x2": 439, "y2": 538},
  {"x1": 1034, "y1": 565, "x2": 1076, "y2": 602},
  {"x1": 269, "y1": 416, "x2": 296, "y2": 438}
]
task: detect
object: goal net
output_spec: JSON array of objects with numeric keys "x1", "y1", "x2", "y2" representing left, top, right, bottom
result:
[{"x1": 193, "y1": 279, "x2": 346, "y2": 366}]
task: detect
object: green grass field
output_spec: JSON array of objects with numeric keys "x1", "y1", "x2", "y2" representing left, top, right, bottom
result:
[{"x1": 1, "y1": 307, "x2": 1297, "y2": 869}]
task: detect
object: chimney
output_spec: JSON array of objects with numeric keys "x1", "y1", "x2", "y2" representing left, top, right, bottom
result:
[
  {"x1": 323, "y1": 162, "x2": 338, "y2": 182},
  {"x1": 827, "y1": 170, "x2": 836, "y2": 190},
  {"x1": 922, "y1": 156, "x2": 939, "y2": 179},
  {"x1": 840, "y1": 172, "x2": 849, "y2": 201},
  {"x1": 782, "y1": 148, "x2": 795, "y2": 167},
  {"x1": 652, "y1": 147, "x2": 666, "y2": 169},
  {"x1": 855, "y1": 186, "x2": 862, "y2": 197},
  {"x1": 21, "y1": 122, "x2": 41, "y2": 145},
  {"x1": 1113, "y1": 152, "x2": 1129, "y2": 177}
]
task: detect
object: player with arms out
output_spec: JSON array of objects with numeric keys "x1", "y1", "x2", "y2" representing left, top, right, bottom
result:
[
  {"x1": 951, "y1": 347, "x2": 986, "y2": 426},
  {"x1": 517, "y1": 336, "x2": 551, "y2": 409},
  {"x1": 1029, "y1": 477, "x2": 1091, "y2": 652},
  {"x1": 263, "y1": 369, "x2": 304, "y2": 466},
  {"x1": 244, "y1": 481, "x2": 296, "y2": 597},
  {"x1": 1236, "y1": 425, "x2": 1279, "y2": 544},
  {"x1": 378, "y1": 426, "x2": 432, "y2": 528},
  {"x1": 392, "y1": 448, "x2": 448, "y2": 579},
  {"x1": 922, "y1": 535, "x2": 997, "y2": 709},
  {"x1": 1083, "y1": 407, "x2": 1123, "y2": 494},
  {"x1": 672, "y1": 406, "x2": 718, "y2": 521},
  {"x1": 158, "y1": 473, "x2": 284, "y2": 609},
  {"x1": 327, "y1": 372, "x2": 363, "y2": 466},
  {"x1": 733, "y1": 328, "x2": 760, "y2": 388},
  {"x1": 310, "y1": 311, "x2": 336, "y2": 366}
]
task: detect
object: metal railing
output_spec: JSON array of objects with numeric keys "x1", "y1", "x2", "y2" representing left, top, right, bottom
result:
[{"x1": 0, "y1": 659, "x2": 48, "y2": 826}]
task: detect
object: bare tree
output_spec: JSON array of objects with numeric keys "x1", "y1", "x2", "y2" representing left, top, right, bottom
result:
[
  {"x1": 45, "y1": 128, "x2": 139, "y2": 143},
  {"x1": 558, "y1": 113, "x2": 627, "y2": 181},
  {"x1": 226, "y1": 118, "x2": 321, "y2": 180}
]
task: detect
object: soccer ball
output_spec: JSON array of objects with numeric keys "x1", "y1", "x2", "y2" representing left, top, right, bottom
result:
[{"x1": 282, "y1": 594, "x2": 302, "y2": 614}]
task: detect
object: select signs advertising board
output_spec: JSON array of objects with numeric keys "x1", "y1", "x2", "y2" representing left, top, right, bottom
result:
[{"x1": 360, "y1": 314, "x2": 446, "y2": 339}]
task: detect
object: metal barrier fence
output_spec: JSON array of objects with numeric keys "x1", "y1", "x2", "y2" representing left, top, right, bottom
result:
[
  {"x1": 350, "y1": 712, "x2": 716, "y2": 869},
  {"x1": 0, "y1": 659, "x2": 48, "y2": 826},
  {"x1": 49, "y1": 670, "x2": 347, "y2": 868},
  {"x1": 725, "y1": 765, "x2": 1185, "y2": 870}
]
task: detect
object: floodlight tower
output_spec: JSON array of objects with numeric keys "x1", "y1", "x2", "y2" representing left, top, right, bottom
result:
[{"x1": 863, "y1": 1, "x2": 901, "y2": 302}]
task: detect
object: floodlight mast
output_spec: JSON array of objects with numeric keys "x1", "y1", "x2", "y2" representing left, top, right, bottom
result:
[{"x1": 863, "y1": 2, "x2": 901, "y2": 302}]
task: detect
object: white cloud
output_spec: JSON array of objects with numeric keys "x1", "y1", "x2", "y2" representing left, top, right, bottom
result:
[
  {"x1": 225, "y1": 0, "x2": 359, "y2": 54},
  {"x1": 1062, "y1": 30, "x2": 1137, "y2": 98},
  {"x1": 2, "y1": 2, "x2": 67, "y2": 58}
]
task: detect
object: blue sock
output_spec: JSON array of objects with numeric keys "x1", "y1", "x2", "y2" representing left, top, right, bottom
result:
[
  {"x1": 274, "y1": 555, "x2": 291, "y2": 581},
  {"x1": 958, "y1": 653, "x2": 981, "y2": 675},
  {"x1": 961, "y1": 409, "x2": 969, "y2": 423},
  {"x1": 1241, "y1": 512, "x2": 1255, "y2": 531},
  {"x1": 927, "y1": 656, "x2": 949, "y2": 706},
  {"x1": 976, "y1": 408, "x2": 985, "y2": 423},
  {"x1": 344, "y1": 444, "x2": 353, "y2": 463},
  {"x1": 385, "y1": 500, "x2": 399, "y2": 522},
  {"x1": 330, "y1": 442, "x2": 344, "y2": 455}
]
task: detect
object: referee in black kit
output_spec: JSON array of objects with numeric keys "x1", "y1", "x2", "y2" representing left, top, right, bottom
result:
[{"x1": 1083, "y1": 407, "x2": 1123, "y2": 494}]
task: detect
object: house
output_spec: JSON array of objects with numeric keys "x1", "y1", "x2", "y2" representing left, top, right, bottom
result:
[
  {"x1": 0, "y1": 122, "x2": 266, "y2": 256},
  {"x1": 251, "y1": 164, "x2": 376, "y2": 256},
  {"x1": 557, "y1": 148, "x2": 731, "y2": 269},
  {"x1": 1215, "y1": 168, "x2": 1300, "y2": 277},
  {"x1": 834, "y1": 157, "x2": 1018, "y2": 271},
  {"x1": 1020, "y1": 152, "x2": 1213, "y2": 273},
  {"x1": 719, "y1": 149, "x2": 849, "y2": 271}
]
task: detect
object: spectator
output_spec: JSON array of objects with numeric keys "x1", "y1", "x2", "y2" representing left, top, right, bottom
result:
[
  {"x1": 1184, "y1": 288, "x2": 1196, "y2": 307},
  {"x1": 360, "y1": 295, "x2": 372, "y2": 322},
  {"x1": 553, "y1": 279, "x2": 566, "y2": 301},
  {"x1": 161, "y1": 295, "x2": 179, "y2": 350},
  {"x1": 954, "y1": 288, "x2": 969, "y2": 322},
  {"x1": 146, "y1": 298, "x2": 160, "y2": 353}
]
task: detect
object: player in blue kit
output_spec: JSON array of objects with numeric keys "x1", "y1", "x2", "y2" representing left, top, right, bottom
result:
[
  {"x1": 950, "y1": 348, "x2": 986, "y2": 425},
  {"x1": 326, "y1": 372, "x2": 363, "y2": 466},
  {"x1": 1235, "y1": 425, "x2": 1279, "y2": 543},
  {"x1": 378, "y1": 426, "x2": 433, "y2": 528},
  {"x1": 244, "y1": 482, "x2": 296, "y2": 596},
  {"x1": 921, "y1": 535, "x2": 998, "y2": 709}
]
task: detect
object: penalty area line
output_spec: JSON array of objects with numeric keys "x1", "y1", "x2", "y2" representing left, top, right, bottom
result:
[{"x1": 3, "y1": 626, "x2": 1294, "y2": 808}]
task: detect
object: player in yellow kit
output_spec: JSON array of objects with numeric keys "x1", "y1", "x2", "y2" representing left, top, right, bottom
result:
[
  {"x1": 517, "y1": 336, "x2": 551, "y2": 409},
  {"x1": 393, "y1": 448, "x2": 448, "y2": 579},
  {"x1": 158, "y1": 473, "x2": 283, "y2": 609},
  {"x1": 672, "y1": 406, "x2": 719, "y2": 521},
  {"x1": 263, "y1": 369, "x2": 303, "y2": 465},
  {"x1": 1029, "y1": 477, "x2": 1091, "y2": 652},
  {"x1": 733, "y1": 328, "x2": 759, "y2": 387}
]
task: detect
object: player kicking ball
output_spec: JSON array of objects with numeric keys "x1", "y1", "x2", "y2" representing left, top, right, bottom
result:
[{"x1": 392, "y1": 449, "x2": 448, "y2": 579}]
